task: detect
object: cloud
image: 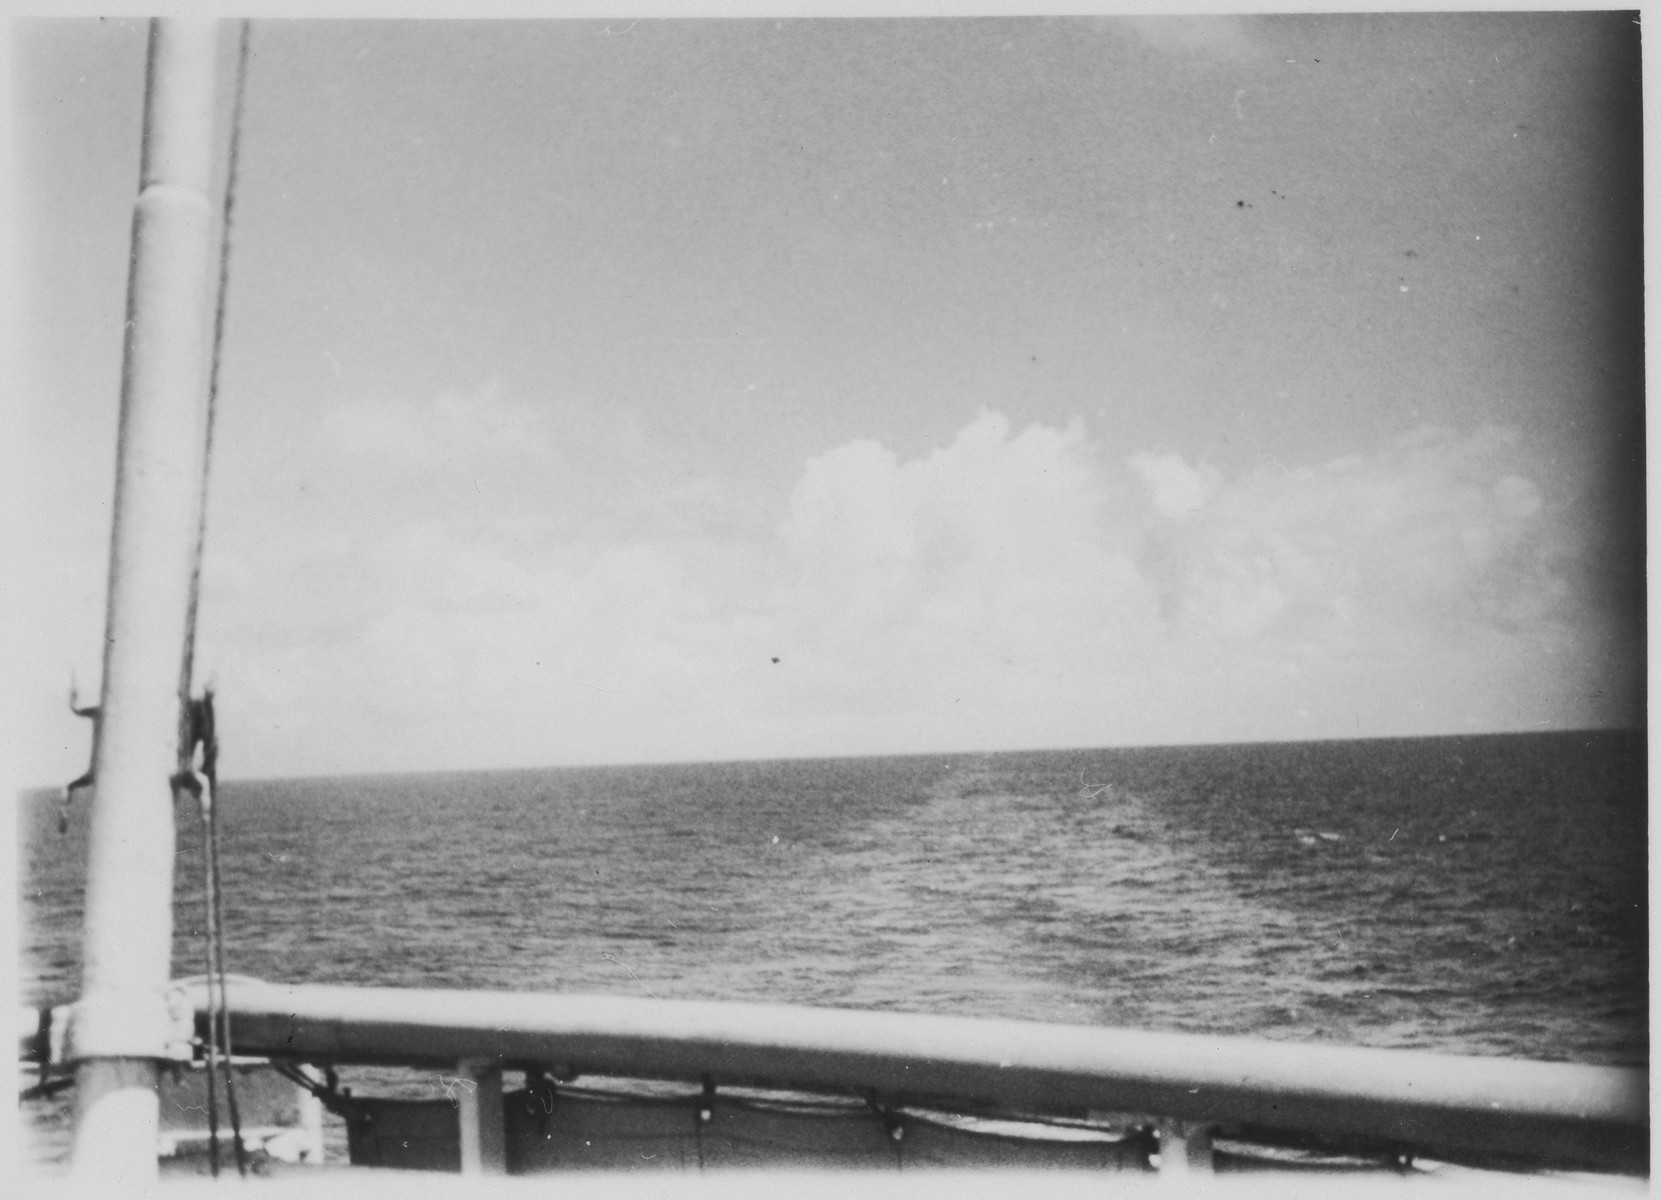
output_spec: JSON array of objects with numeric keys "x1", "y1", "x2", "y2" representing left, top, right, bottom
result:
[
  {"x1": 1129, "y1": 451, "x2": 1220, "y2": 519},
  {"x1": 320, "y1": 382, "x2": 551, "y2": 472},
  {"x1": 309, "y1": 382, "x2": 726, "y2": 545},
  {"x1": 1119, "y1": 16, "x2": 1258, "y2": 63},
  {"x1": 764, "y1": 412, "x2": 1160, "y2": 740},
  {"x1": 779, "y1": 412, "x2": 1133, "y2": 622},
  {"x1": 189, "y1": 406, "x2": 1632, "y2": 777},
  {"x1": 1132, "y1": 426, "x2": 1564, "y2": 645},
  {"x1": 1118, "y1": 424, "x2": 1634, "y2": 742}
]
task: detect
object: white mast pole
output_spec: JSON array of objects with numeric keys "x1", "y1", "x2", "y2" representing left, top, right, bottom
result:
[{"x1": 69, "y1": 18, "x2": 224, "y2": 1180}]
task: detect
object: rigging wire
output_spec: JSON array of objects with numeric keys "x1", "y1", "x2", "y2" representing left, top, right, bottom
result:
[
  {"x1": 185, "y1": 18, "x2": 253, "y2": 1178},
  {"x1": 198, "y1": 770, "x2": 223, "y2": 1175},
  {"x1": 180, "y1": 16, "x2": 248, "y2": 696},
  {"x1": 195, "y1": 746, "x2": 249, "y2": 1175}
]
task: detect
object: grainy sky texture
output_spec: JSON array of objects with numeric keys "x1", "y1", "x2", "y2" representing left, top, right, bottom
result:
[{"x1": 14, "y1": 14, "x2": 1645, "y2": 781}]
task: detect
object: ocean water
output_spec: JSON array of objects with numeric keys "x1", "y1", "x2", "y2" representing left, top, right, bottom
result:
[{"x1": 21, "y1": 730, "x2": 1646, "y2": 1069}]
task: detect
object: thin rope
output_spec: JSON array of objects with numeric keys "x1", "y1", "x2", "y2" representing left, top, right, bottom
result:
[
  {"x1": 185, "y1": 20, "x2": 253, "y2": 1178},
  {"x1": 198, "y1": 781, "x2": 223, "y2": 1175},
  {"x1": 206, "y1": 760, "x2": 249, "y2": 1176},
  {"x1": 178, "y1": 16, "x2": 250, "y2": 712}
]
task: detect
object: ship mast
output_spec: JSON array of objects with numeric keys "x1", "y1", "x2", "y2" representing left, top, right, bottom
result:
[{"x1": 69, "y1": 19, "x2": 227, "y2": 1180}]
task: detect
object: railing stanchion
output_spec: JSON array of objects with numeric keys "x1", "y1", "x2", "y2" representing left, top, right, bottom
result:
[
  {"x1": 296, "y1": 1065, "x2": 327, "y2": 1165},
  {"x1": 1156, "y1": 1119, "x2": 1214, "y2": 1178},
  {"x1": 457, "y1": 1059, "x2": 506, "y2": 1175}
]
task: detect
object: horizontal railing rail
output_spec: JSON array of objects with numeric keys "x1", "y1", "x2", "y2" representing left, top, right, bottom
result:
[{"x1": 24, "y1": 978, "x2": 1648, "y2": 1175}]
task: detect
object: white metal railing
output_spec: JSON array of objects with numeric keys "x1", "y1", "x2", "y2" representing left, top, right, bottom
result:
[{"x1": 24, "y1": 978, "x2": 1644, "y2": 1176}]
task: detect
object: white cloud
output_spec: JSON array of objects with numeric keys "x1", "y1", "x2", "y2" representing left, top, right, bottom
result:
[
  {"x1": 182, "y1": 406, "x2": 1630, "y2": 778},
  {"x1": 764, "y1": 412, "x2": 1161, "y2": 744},
  {"x1": 1129, "y1": 451, "x2": 1219, "y2": 519},
  {"x1": 1120, "y1": 16, "x2": 1258, "y2": 63},
  {"x1": 320, "y1": 382, "x2": 551, "y2": 471},
  {"x1": 1132, "y1": 425, "x2": 1565, "y2": 645}
]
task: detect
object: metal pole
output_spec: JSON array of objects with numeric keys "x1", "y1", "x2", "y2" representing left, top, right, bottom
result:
[
  {"x1": 456, "y1": 1060, "x2": 507, "y2": 1175},
  {"x1": 1155, "y1": 1119, "x2": 1214, "y2": 1178},
  {"x1": 295, "y1": 1066, "x2": 327, "y2": 1165},
  {"x1": 69, "y1": 18, "x2": 223, "y2": 1180}
]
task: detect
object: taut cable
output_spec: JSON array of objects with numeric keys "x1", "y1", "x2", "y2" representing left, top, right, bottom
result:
[{"x1": 181, "y1": 18, "x2": 253, "y2": 1177}]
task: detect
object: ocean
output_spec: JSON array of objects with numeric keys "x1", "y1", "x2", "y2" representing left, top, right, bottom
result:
[{"x1": 18, "y1": 730, "x2": 1648, "y2": 1162}]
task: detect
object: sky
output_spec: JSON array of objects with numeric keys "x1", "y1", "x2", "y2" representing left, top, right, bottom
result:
[{"x1": 11, "y1": 12, "x2": 1646, "y2": 782}]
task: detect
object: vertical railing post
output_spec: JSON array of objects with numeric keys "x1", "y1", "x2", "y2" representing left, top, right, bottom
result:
[
  {"x1": 457, "y1": 1060, "x2": 506, "y2": 1175},
  {"x1": 67, "y1": 17, "x2": 223, "y2": 1181},
  {"x1": 296, "y1": 1065, "x2": 327, "y2": 1164},
  {"x1": 1156, "y1": 1119, "x2": 1215, "y2": 1178}
]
